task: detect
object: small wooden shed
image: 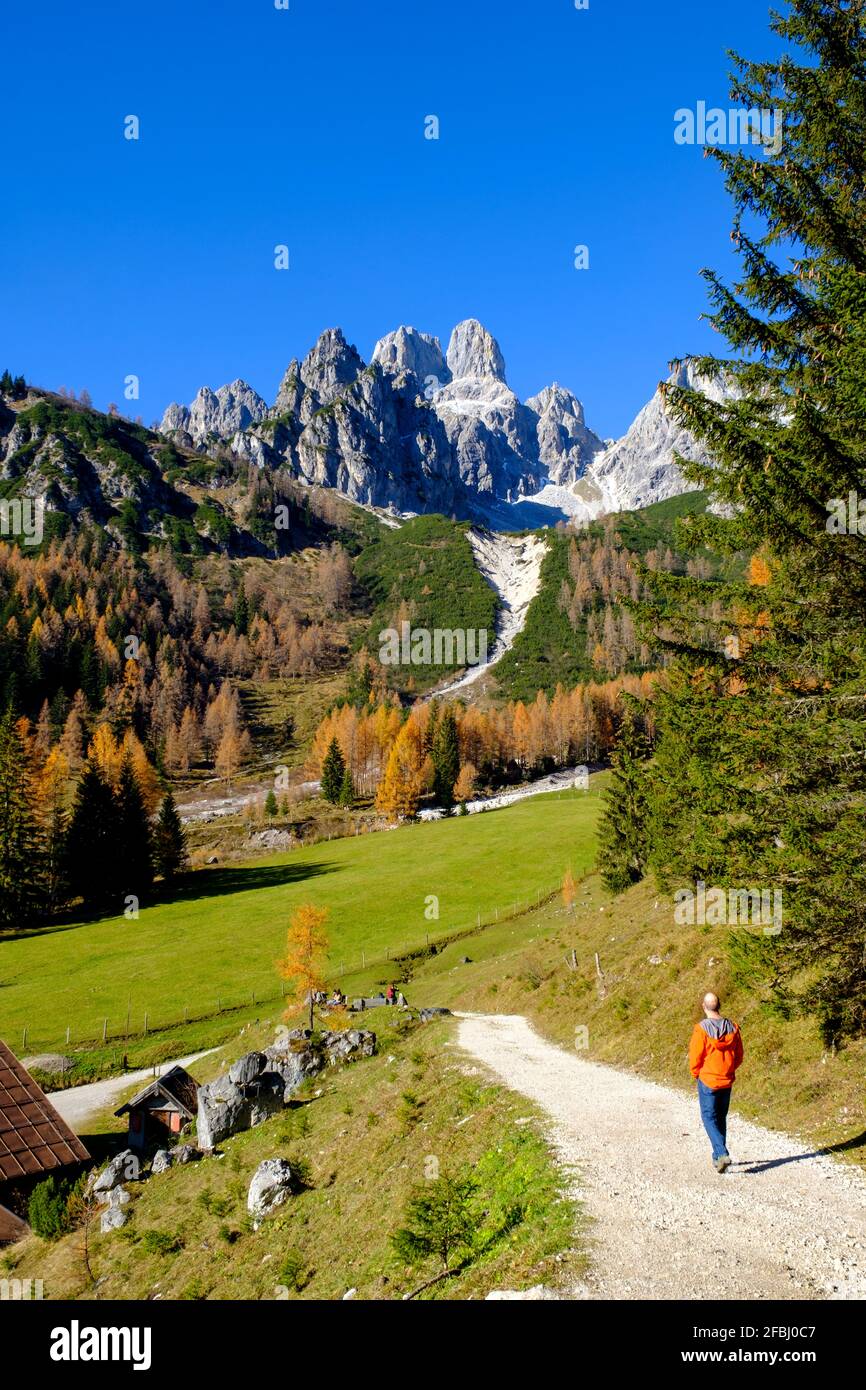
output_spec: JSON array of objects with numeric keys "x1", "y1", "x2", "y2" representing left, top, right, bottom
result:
[{"x1": 115, "y1": 1065, "x2": 199, "y2": 1151}]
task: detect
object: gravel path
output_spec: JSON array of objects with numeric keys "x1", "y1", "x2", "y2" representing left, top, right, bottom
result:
[
  {"x1": 456, "y1": 1013, "x2": 866, "y2": 1300},
  {"x1": 48, "y1": 1051, "x2": 215, "y2": 1132}
]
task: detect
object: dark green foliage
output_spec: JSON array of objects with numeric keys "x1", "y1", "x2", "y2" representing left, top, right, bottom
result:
[
  {"x1": 0, "y1": 707, "x2": 43, "y2": 928},
  {"x1": 153, "y1": 791, "x2": 188, "y2": 880},
  {"x1": 64, "y1": 763, "x2": 122, "y2": 908},
  {"x1": 139, "y1": 1230, "x2": 184, "y2": 1256},
  {"x1": 643, "y1": 0, "x2": 866, "y2": 1041},
  {"x1": 431, "y1": 707, "x2": 460, "y2": 811},
  {"x1": 116, "y1": 756, "x2": 153, "y2": 899},
  {"x1": 264, "y1": 789, "x2": 278, "y2": 818},
  {"x1": 353, "y1": 515, "x2": 498, "y2": 692},
  {"x1": 320, "y1": 736, "x2": 346, "y2": 804},
  {"x1": 391, "y1": 1172, "x2": 477, "y2": 1272},
  {"x1": 28, "y1": 1176, "x2": 73, "y2": 1240},
  {"x1": 494, "y1": 502, "x2": 737, "y2": 703},
  {"x1": 337, "y1": 767, "x2": 354, "y2": 808},
  {"x1": 278, "y1": 1248, "x2": 312, "y2": 1291},
  {"x1": 597, "y1": 701, "x2": 652, "y2": 893}
]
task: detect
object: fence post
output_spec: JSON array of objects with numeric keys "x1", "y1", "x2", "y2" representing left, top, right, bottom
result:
[
  {"x1": 22, "y1": 1026, "x2": 27, "y2": 1051},
  {"x1": 143, "y1": 1012, "x2": 148, "y2": 1036},
  {"x1": 66, "y1": 1026, "x2": 70, "y2": 1046},
  {"x1": 102, "y1": 1018, "x2": 108, "y2": 1044}
]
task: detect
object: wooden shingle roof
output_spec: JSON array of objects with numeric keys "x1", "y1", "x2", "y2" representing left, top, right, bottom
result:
[
  {"x1": 0, "y1": 1040, "x2": 90, "y2": 1182},
  {"x1": 115, "y1": 1065, "x2": 199, "y2": 1120}
]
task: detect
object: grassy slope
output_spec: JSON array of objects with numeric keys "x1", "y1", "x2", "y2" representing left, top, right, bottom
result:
[
  {"x1": 493, "y1": 491, "x2": 746, "y2": 701},
  {"x1": 0, "y1": 786, "x2": 601, "y2": 1054},
  {"x1": 352, "y1": 514, "x2": 499, "y2": 691},
  {"x1": 405, "y1": 875, "x2": 866, "y2": 1170},
  {"x1": 4, "y1": 1013, "x2": 584, "y2": 1302}
]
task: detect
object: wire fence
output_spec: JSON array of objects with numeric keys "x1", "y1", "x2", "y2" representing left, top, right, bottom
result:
[{"x1": 14, "y1": 879, "x2": 573, "y2": 1056}]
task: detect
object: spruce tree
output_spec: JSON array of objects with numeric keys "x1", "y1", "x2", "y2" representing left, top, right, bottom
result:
[
  {"x1": 596, "y1": 702, "x2": 651, "y2": 894},
  {"x1": 320, "y1": 736, "x2": 346, "y2": 804},
  {"x1": 641, "y1": 0, "x2": 866, "y2": 1039},
  {"x1": 65, "y1": 763, "x2": 121, "y2": 908},
  {"x1": 264, "y1": 789, "x2": 278, "y2": 817},
  {"x1": 431, "y1": 707, "x2": 460, "y2": 812},
  {"x1": 0, "y1": 708, "x2": 43, "y2": 928},
  {"x1": 116, "y1": 755, "x2": 153, "y2": 901},
  {"x1": 338, "y1": 766, "x2": 355, "y2": 808},
  {"x1": 153, "y1": 791, "x2": 188, "y2": 881}
]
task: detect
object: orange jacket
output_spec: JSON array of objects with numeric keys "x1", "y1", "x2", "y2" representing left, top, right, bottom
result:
[{"x1": 689, "y1": 1019, "x2": 743, "y2": 1090}]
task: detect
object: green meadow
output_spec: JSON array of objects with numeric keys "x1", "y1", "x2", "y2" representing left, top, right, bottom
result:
[{"x1": 0, "y1": 784, "x2": 602, "y2": 1053}]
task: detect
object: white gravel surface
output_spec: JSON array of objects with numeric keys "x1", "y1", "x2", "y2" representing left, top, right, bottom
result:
[{"x1": 457, "y1": 1012, "x2": 866, "y2": 1301}]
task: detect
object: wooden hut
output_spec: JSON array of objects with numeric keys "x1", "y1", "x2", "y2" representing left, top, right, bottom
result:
[{"x1": 115, "y1": 1065, "x2": 199, "y2": 1150}]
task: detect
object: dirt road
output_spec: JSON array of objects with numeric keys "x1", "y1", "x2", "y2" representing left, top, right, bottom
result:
[{"x1": 457, "y1": 1013, "x2": 865, "y2": 1300}]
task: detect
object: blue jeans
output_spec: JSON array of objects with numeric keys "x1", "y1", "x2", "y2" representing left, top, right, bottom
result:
[{"x1": 697, "y1": 1080, "x2": 731, "y2": 1161}]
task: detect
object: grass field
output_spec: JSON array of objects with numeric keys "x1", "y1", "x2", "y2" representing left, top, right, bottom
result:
[{"x1": 0, "y1": 783, "x2": 602, "y2": 1054}]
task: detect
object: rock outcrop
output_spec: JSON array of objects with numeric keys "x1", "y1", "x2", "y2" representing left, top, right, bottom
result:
[
  {"x1": 91, "y1": 1149, "x2": 141, "y2": 1195},
  {"x1": 196, "y1": 1029, "x2": 376, "y2": 1149},
  {"x1": 160, "y1": 380, "x2": 267, "y2": 448},
  {"x1": 247, "y1": 1158, "x2": 296, "y2": 1226}
]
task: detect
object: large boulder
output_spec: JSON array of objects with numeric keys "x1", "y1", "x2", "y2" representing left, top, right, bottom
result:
[
  {"x1": 264, "y1": 1029, "x2": 326, "y2": 1097},
  {"x1": 247, "y1": 1159, "x2": 296, "y2": 1228},
  {"x1": 419, "y1": 1007, "x2": 452, "y2": 1023},
  {"x1": 199, "y1": 1030, "x2": 378, "y2": 1149},
  {"x1": 229, "y1": 1052, "x2": 268, "y2": 1086},
  {"x1": 197, "y1": 1057, "x2": 284, "y2": 1150},
  {"x1": 99, "y1": 1186, "x2": 130, "y2": 1233},
  {"x1": 321, "y1": 1029, "x2": 376, "y2": 1065},
  {"x1": 100, "y1": 1205, "x2": 128, "y2": 1234},
  {"x1": 151, "y1": 1150, "x2": 172, "y2": 1175},
  {"x1": 92, "y1": 1149, "x2": 141, "y2": 1196}
]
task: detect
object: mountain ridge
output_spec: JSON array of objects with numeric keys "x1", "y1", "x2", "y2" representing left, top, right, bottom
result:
[{"x1": 159, "y1": 319, "x2": 722, "y2": 528}]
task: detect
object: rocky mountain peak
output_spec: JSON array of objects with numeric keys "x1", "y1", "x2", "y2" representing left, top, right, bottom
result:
[
  {"x1": 527, "y1": 383, "x2": 587, "y2": 428},
  {"x1": 446, "y1": 319, "x2": 507, "y2": 382},
  {"x1": 371, "y1": 326, "x2": 450, "y2": 389},
  {"x1": 299, "y1": 328, "x2": 365, "y2": 403},
  {"x1": 160, "y1": 379, "x2": 266, "y2": 445}
]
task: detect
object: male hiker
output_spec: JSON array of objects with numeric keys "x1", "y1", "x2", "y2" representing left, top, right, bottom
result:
[{"x1": 689, "y1": 992, "x2": 744, "y2": 1172}]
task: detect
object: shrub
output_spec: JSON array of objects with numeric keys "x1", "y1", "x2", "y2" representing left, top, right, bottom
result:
[
  {"x1": 278, "y1": 1247, "x2": 312, "y2": 1292},
  {"x1": 140, "y1": 1230, "x2": 184, "y2": 1256},
  {"x1": 28, "y1": 1177, "x2": 72, "y2": 1240}
]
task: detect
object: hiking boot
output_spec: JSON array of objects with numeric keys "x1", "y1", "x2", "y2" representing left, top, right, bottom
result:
[{"x1": 714, "y1": 1154, "x2": 732, "y2": 1173}]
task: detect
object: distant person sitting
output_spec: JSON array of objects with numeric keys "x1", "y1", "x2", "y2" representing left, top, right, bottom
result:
[
  {"x1": 689, "y1": 991, "x2": 744, "y2": 1173},
  {"x1": 386, "y1": 984, "x2": 395, "y2": 1006}
]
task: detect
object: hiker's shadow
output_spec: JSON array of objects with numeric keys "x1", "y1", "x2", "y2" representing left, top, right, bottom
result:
[{"x1": 734, "y1": 1129, "x2": 866, "y2": 1174}]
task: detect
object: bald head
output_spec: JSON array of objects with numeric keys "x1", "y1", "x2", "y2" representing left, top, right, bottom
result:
[{"x1": 702, "y1": 992, "x2": 721, "y2": 1016}]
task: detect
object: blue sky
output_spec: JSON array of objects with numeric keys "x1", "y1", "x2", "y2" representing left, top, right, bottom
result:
[{"x1": 1, "y1": 0, "x2": 783, "y2": 437}]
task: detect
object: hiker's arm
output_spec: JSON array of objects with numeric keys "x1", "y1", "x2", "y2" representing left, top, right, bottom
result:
[
  {"x1": 689, "y1": 1027, "x2": 705, "y2": 1078},
  {"x1": 734, "y1": 1029, "x2": 744, "y2": 1069}
]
